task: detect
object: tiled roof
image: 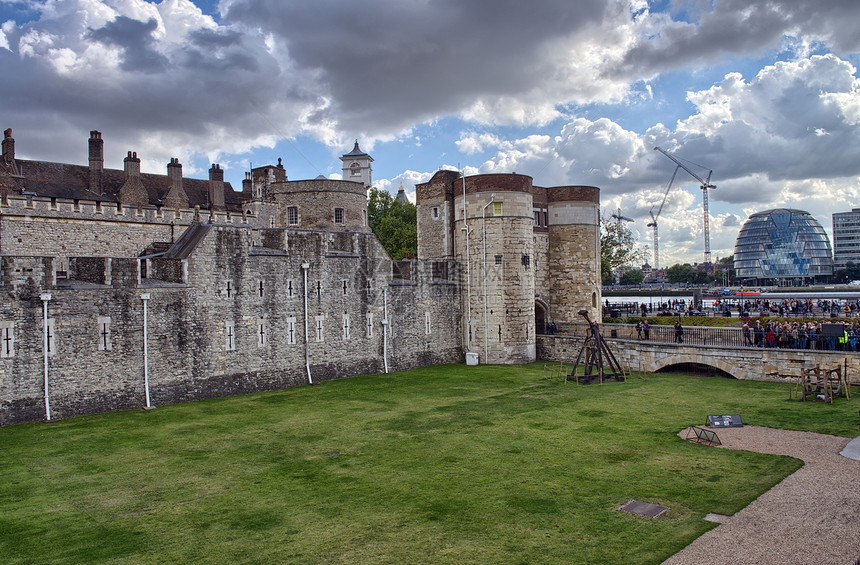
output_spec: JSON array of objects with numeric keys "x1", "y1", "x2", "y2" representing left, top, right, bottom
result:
[{"x1": 9, "y1": 159, "x2": 244, "y2": 211}]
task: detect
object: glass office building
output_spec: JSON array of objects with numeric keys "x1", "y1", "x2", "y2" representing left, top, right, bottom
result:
[
  {"x1": 734, "y1": 209, "x2": 832, "y2": 283},
  {"x1": 832, "y1": 208, "x2": 860, "y2": 270}
]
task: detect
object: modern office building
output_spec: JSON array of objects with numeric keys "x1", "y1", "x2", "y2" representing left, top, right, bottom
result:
[
  {"x1": 733, "y1": 208, "x2": 832, "y2": 283},
  {"x1": 832, "y1": 208, "x2": 860, "y2": 270}
]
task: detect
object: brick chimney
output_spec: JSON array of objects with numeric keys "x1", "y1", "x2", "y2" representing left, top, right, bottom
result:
[
  {"x1": 88, "y1": 130, "x2": 104, "y2": 193},
  {"x1": 208, "y1": 163, "x2": 225, "y2": 211},
  {"x1": 242, "y1": 171, "x2": 252, "y2": 196},
  {"x1": 118, "y1": 151, "x2": 148, "y2": 208},
  {"x1": 162, "y1": 158, "x2": 189, "y2": 209},
  {"x1": 2, "y1": 128, "x2": 14, "y2": 164}
]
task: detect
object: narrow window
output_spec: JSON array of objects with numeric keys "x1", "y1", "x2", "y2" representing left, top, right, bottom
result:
[
  {"x1": 0, "y1": 321, "x2": 14, "y2": 358},
  {"x1": 44, "y1": 318, "x2": 56, "y2": 356},
  {"x1": 288, "y1": 206, "x2": 298, "y2": 225},
  {"x1": 50, "y1": 197, "x2": 57, "y2": 210},
  {"x1": 543, "y1": 210, "x2": 548, "y2": 226},
  {"x1": 257, "y1": 317, "x2": 268, "y2": 347},
  {"x1": 362, "y1": 209, "x2": 367, "y2": 226},
  {"x1": 316, "y1": 281, "x2": 321, "y2": 298},
  {"x1": 366, "y1": 313, "x2": 373, "y2": 338},
  {"x1": 287, "y1": 280, "x2": 294, "y2": 297},
  {"x1": 495, "y1": 254, "x2": 503, "y2": 266},
  {"x1": 521, "y1": 254, "x2": 530, "y2": 268},
  {"x1": 98, "y1": 316, "x2": 112, "y2": 351},
  {"x1": 315, "y1": 315, "x2": 324, "y2": 342},
  {"x1": 334, "y1": 208, "x2": 344, "y2": 224},
  {"x1": 342, "y1": 280, "x2": 348, "y2": 295},
  {"x1": 96, "y1": 201, "x2": 102, "y2": 213},
  {"x1": 433, "y1": 207, "x2": 439, "y2": 218},
  {"x1": 533, "y1": 211, "x2": 539, "y2": 226},
  {"x1": 225, "y1": 321, "x2": 236, "y2": 351},
  {"x1": 258, "y1": 280, "x2": 265, "y2": 298},
  {"x1": 287, "y1": 317, "x2": 297, "y2": 345},
  {"x1": 493, "y1": 202, "x2": 502, "y2": 216},
  {"x1": 425, "y1": 311, "x2": 431, "y2": 335},
  {"x1": 342, "y1": 313, "x2": 350, "y2": 340},
  {"x1": 225, "y1": 281, "x2": 232, "y2": 298}
]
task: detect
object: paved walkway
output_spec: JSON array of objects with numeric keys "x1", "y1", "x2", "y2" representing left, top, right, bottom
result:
[{"x1": 664, "y1": 426, "x2": 860, "y2": 565}]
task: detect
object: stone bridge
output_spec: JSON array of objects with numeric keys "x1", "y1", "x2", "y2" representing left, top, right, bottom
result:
[{"x1": 537, "y1": 335, "x2": 860, "y2": 382}]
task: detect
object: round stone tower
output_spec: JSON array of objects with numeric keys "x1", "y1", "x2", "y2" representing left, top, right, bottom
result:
[
  {"x1": 546, "y1": 186, "x2": 601, "y2": 324},
  {"x1": 453, "y1": 174, "x2": 535, "y2": 363},
  {"x1": 269, "y1": 179, "x2": 368, "y2": 232}
]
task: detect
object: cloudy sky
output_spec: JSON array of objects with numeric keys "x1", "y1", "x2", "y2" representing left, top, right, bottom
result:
[{"x1": 1, "y1": 0, "x2": 859, "y2": 267}]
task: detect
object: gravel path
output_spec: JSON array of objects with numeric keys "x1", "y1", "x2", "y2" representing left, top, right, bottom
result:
[{"x1": 664, "y1": 426, "x2": 860, "y2": 565}]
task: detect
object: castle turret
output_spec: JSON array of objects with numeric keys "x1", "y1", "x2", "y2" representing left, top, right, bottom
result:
[
  {"x1": 163, "y1": 158, "x2": 189, "y2": 209},
  {"x1": 118, "y1": 151, "x2": 148, "y2": 208},
  {"x1": 88, "y1": 131, "x2": 104, "y2": 194},
  {"x1": 547, "y1": 186, "x2": 601, "y2": 322},
  {"x1": 340, "y1": 140, "x2": 373, "y2": 188},
  {"x1": 453, "y1": 174, "x2": 535, "y2": 363}
]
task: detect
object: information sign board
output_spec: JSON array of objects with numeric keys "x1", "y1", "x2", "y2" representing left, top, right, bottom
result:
[{"x1": 707, "y1": 414, "x2": 743, "y2": 428}]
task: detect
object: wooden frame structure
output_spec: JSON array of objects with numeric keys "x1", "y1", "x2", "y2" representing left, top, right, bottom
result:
[
  {"x1": 790, "y1": 364, "x2": 850, "y2": 403},
  {"x1": 566, "y1": 310, "x2": 626, "y2": 385}
]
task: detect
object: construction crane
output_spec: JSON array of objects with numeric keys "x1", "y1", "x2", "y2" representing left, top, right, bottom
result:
[
  {"x1": 654, "y1": 147, "x2": 717, "y2": 263},
  {"x1": 610, "y1": 208, "x2": 634, "y2": 224},
  {"x1": 647, "y1": 165, "x2": 679, "y2": 270}
]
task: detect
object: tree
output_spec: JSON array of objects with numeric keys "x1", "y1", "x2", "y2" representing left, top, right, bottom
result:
[
  {"x1": 367, "y1": 187, "x2": 417, "y2": 260},
  {"x1": 600, "y1": 217, "x2": 647, "y2": 284},
  {"x1": 618, "y1": 268, "x2": 645, "y2": 286}
]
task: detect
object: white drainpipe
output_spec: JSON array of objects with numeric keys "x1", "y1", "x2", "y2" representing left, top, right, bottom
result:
[
  {"x1": 40, "y1": 292, "x2": 51, "y2": 421},
  {"x1": 141, "y1": 293, "x2": 152, "y2": 408},
  {"x1": 482, "y1": 195, "x2": 495, "y2": 363},
  {"x1": 301, "y1": 263, "x2": 313, "y2": 384},
  {"x1": 382, "y1": 287, "x2": 390, "y2": 373},
  {"x1": 461, "y1": 172, "x2": 472, "y2": 350}
]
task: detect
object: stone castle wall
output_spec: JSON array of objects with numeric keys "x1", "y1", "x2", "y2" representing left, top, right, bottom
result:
[{"x1": 0, "y1": 224, "x2": 462, "y2": 426}]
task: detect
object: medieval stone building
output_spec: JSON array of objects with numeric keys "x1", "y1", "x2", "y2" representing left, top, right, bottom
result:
[{"x1": 0, "y1": 127, "x2": 599, "y2": 425}]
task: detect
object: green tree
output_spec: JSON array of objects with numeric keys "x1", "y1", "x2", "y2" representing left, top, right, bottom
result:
[
  {"x1": 618, "y1": 268, "x2": 645, "y2": 285},
  {"x1": 665, "y1": 263, "x2": 695, "y2": 284},
  {"x1": 601, "y1": 218, "x2": 647, "y2": 284},
  {"x1": 367, "y1": 187, "x2": 417, "y2": 260}
]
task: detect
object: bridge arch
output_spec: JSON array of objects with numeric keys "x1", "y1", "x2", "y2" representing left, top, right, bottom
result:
[{"x1": 651, "y1": 353, "x2": 737, "y2": 378}]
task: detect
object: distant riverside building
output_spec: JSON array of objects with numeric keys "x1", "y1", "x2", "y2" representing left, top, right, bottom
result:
[
  {"x1": 733, "y1": 208, "x2": 832, "y2": 283},
  {"x1": 832, "y1": 208, "x2": 860, "y2": 270}
]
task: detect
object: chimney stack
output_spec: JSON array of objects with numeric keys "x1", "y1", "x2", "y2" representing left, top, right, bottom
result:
[
  {"x1": 118, "y1": 151, "x2": 148, "y2": 208},
  {"x1": 163, "y1": 158, "x2": 189, "y2": 209},
  {"x1": 2, "y1": 128, "x2": 14, "y2": 164},
  {"x1": 88, "y1": 130, "x2": 104, "y2": 193},
  {"x1": 208, "y1": 163, "x2": 226, "y2": 211},
  {"x1": 242, "y1": 171, "x2": 252, "y2": 196}
]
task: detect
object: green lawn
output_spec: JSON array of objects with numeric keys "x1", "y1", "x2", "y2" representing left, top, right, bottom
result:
[{"x1": 1, "y1": 365, "x2": 857, "y2": 564}]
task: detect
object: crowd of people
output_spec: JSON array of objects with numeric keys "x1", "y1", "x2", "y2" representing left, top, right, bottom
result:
[{"x1": 741, "y1": 319, "x2": 860, "y2": 351}]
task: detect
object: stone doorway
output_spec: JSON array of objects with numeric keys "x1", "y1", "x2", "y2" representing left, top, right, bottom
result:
[{"x1": 535, "y1": 301, "x2": 547, "y2": 334}]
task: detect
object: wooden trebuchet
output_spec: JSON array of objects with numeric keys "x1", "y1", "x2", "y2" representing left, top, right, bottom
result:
[{"x1": 566, "y1": 310, "x2": 626, "y2": 384}]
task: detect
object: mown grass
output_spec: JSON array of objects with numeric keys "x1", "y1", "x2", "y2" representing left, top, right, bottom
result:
[{"x1": 0, "y1": 365, "x2": 857, "y2": 564}]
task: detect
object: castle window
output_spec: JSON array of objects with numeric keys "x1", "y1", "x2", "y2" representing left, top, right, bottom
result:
[
  {"x1": 521, "y1": 255, "x2": 530, "y2": 268},
  {"x1": 433, "y1": 207, "x2": 439, "y2": 218},
  {"x1": 257, "y1": 317, "x2": 268, "y2": 348},
  {"x1": 543, "y1": 210, "x2": 548, "y2": 226},
  {"x1": 425, "y1": 311, "x2": 431, "y2": 335},
  {"x1": 258, "y1": 280, "x2": 265, "y2": 298},
  {"x1": 287, "y1": 317, "x2": 297, "y2": 345},
  {"x1": 495, "y1": 254, "x2": 503, "y2": 265},
  {"x1": 287, "y1": 279, "x2": 294, "y2": 297},
  {"x1": 95, "y1": 201, "x2": 102, "y2": 213},
  {"x1": 224, "y1": 281, "x2": 233, "y2": 298},
  {"x1": 44, "y1": 318, "x2": 56, "y2": 356},
  {"x1": 362, "y1": 209, "x2": 367, "y2": 226},
  {"x1": 342, "y1": 313, "x2": 350, "y2": 340},
  {"x1": 50, "y1": 198, "x2": 57, "y2": 210},
  {"x1": 533, "y1": 211, "x2": 539, "y2": 226},
  {"x1": 350, "y1": 164, "x2": 360, "y2": 177},
  {"x1": 342, "y1": 280, "x2": 348, "y2": 295},
  {"x1": 98, "y1": 317, "x2": 111, "y2": 351},
  {"x1": 315, "y1": 315, "x2": 325, "y2": 342},
  {"x1": 1, "y1": 321, "x2": 14, "y2": 358},
  {"x1": 366, "y1": 313, "x2": 373, "y2": 338},
  {"x1": 288, "y1": 206, "x2": 298, "y2": 225},
  {"x1": 493, "y1": 202, "x2": 502, "y2": 216},
  {"x1": 225, "y1": 321, "x2": 236, "y2": 351},
  {"x1": 334, "y1": 208, "x2": 344, "y2": 224}
]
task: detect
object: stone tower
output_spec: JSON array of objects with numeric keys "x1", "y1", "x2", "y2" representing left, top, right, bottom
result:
[
  {"x1": 340, "y1": 141, "x2": 373, "y2": 187},
  {"x1": 452, "y1": 174, "x2": 536, "y2": 364},
  {"x1": 547, "y1": 186, "x2": 601, "y2": 323}
]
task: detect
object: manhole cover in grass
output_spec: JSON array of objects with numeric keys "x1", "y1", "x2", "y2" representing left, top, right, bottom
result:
[
  {"x1": 619, "y1": 500, "x2": 669, "y2": 518},
  {"x1": 325, "y1": 452, "x2": 340, "y2": 457}
]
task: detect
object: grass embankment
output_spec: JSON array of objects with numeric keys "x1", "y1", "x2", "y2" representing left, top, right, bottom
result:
[{"x1": 0, "y1": 366, "x2": 857, "y2": 564}]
